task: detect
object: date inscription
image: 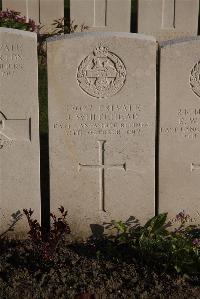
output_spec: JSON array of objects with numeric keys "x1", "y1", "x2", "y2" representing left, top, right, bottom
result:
[{"x1": 53, "y1": 104, "x2": 150, "y2": 137}]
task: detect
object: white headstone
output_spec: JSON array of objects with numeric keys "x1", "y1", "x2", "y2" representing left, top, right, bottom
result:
[
  {"x1": 0, "y1": 28, "x2": 40, "y2": 236},
  {"x1": 39, "y1": 0, "x2": 64, "y2": 33},
  {"x1": 2, "y1": 0, "x2": 64, "y2": 33},
  {"x1": 138, "y1": 0, "x2": 199, "y2": 41},
  {"x1": 47, "y1": 32, "x2": 156, "y2": 238},
  {"x1": 70, "y1": 0, "x2": 131, "y2": 32},
  {"x1": 159, "y1": 37, "x2": 200, "y2": 222}
]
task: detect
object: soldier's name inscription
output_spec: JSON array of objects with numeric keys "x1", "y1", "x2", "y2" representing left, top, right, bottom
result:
[
  {"x1": 160, "y1": 107, "x2": 200, "y2": 139},
  {"x1": 53, "y1": 103, "x2": 150, "y2": 137}
]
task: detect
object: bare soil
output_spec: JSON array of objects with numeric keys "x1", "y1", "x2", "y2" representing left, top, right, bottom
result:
[{"x1": 0, "y1": 238, "x2": 200, "y2": 299}]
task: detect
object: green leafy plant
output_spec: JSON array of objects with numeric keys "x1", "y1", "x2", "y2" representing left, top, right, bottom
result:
[
  {"x1": 102, "y1": 212, "x2": 200, "y2": 275},
  {"x1": 104, "y1": 216, "x2": 140, "y2": 244}
]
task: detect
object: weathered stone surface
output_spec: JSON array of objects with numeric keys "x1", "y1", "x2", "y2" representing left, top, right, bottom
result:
[
  {"x1": 39, "y1": 0, "x2": 64, "y2": 34},
  {"x1": 70, "y1": 0, "x2": 131, "y2": 32},
  {"x1": 47, "y1": 32, "x2": 156, "y2": 238},
  {"x1": 138, "y1": 0, "x2": 199, "y2": 41},
  {"x1": 159, "y1": 37, "x2": 200, "y2": 222},
  {"x1": 0, "y1": 28, "x2": 40, "y2": 236},
  {"x1": 2, "y1": 0, "x2": 64, "y2": 33}
]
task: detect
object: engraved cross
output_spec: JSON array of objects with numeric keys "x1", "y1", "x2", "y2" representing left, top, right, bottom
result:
[
  {"x1": 162, "y1": 0, "x2": 176, "y2": 29},
  {"x1": 0, "y1": 111, "x2": 30, "y2": 148},
  {"x1": 191, "y1": 162, "x2": 200, "y2": 172},
  {"x1": 78, "y1": 140, "x2": 126, "y2": 212}
]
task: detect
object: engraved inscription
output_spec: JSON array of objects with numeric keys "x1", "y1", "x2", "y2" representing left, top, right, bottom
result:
[
  {"x1": 0, "y1": 43, "x2": 24, "y2": 78},
  {"x1": 0, "y1": 111, "x2": 31, "y2": 149},
  {"x1": 190, "y1": 61, "x2": 200, "y2": 98},
  {"x1": 53, "y1": 103, "x2": 150, "y2": 137},
  {"x1": 160, "y1": 108, "x2": 200, "y2": 139},
  {"x1": 78, "y1": 140, "x2": 126, "y2": 212},
  {"x1": 77, "y1": 46, "x2": 126, "y2": 99}
]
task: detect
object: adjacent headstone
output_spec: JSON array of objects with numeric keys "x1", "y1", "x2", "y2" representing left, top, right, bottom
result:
[
  {"x1": 2, "y1": 0, "x2": 64, "y2": 33},
  {"x1": 47, "y1": 32, "x2": 156, "y2": 238},
  {"x1": 39, "y1": 0, "x2": 64, "y2": 34},
  {"x1": 159, "y1": 37, "x2": 200, "y2": 222},
  {"x1": 138, "y1": 0, "x2": 199, "y2": 41},
  {"x1": 0, "y1": 28, "x2": 40, "y2": 236},
  {"x1": 70, "y1": 0, "x2": 131, "y2": 32}
]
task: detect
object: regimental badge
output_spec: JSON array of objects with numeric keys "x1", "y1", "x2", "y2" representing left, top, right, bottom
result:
[
  {"x1": 190, "y1": 61, "x2": 200, "y2": 98},
  {"x1": 77, "y1": 46, "x2": 126, "y2": 99}
]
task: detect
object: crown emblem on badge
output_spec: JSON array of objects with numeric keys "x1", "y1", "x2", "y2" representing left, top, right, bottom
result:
[{"x1": 93, "y1": 46, "x2": 109, "y2": 58}]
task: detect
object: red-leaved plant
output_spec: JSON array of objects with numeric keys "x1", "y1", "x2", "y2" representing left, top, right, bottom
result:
[
  {"x1": 0, "y1": 9, "x2": 39, "y2": 32},
  {"x1": 23, "y1": 206, "x2": 70, "y2": 261}
]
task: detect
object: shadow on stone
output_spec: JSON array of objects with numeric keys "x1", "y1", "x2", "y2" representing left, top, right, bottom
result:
[
  {"x1": 0, "y1": 210, "x2": 23, "y2": 239},
  {"x1": 90, "y1": 224, "x2": 105, "y2": 239},
  {"x1": 131, "y1": 0, "x2": 138, "y2": 33},
  {"x1": 40, "y1": 132, "x2": 50, "y2": 233}
]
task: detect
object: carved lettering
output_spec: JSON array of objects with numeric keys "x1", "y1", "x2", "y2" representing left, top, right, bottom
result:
[
  {"x1": 53, "y1": 103, "x2": 149, "y2": 137},
  {"x1": 0, "y1": 43, "x2": 24, "y2": 77},
  {"x1": 160, "y1": 107, "x2": 200, "y2": 139}
]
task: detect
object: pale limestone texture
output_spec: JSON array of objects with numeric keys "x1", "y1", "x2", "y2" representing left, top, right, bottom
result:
[
  {"x1": 2, "y1": 0, "x2": 64, "y2": 33},
  {"x1": 47, "y1": 32, "x2": 156, "y2": 238},
  {"x1": 159, "y1": 37, "x2": 200, "y2": 223},
  {"x1": 0, "y1": 28, "x2": 40, "y2": 236},
  {"x1": 70, "y1": 0, "x2": 131, "y2": 32},
  {"x1": 39, "y1": 0, "x2": 64, "y2": 33},
  {"x1": 138, "y1": 0, "x2": 199, "y2": 41}
]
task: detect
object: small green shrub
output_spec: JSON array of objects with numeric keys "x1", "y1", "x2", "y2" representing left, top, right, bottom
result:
[
  {"x1": 102, "y1": 211, "x2": 200, "y2": 275},
  {"x1": 1, "y1": 206, "x2": 200, "y2": 277},
  {"x1": 52, "y1": 17, "x2": 89, "y2": 34}
]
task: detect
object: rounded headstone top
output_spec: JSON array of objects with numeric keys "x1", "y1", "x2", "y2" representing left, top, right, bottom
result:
[{"x1": 47, "y1": 32, "x2": 156, "y2": 43}]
